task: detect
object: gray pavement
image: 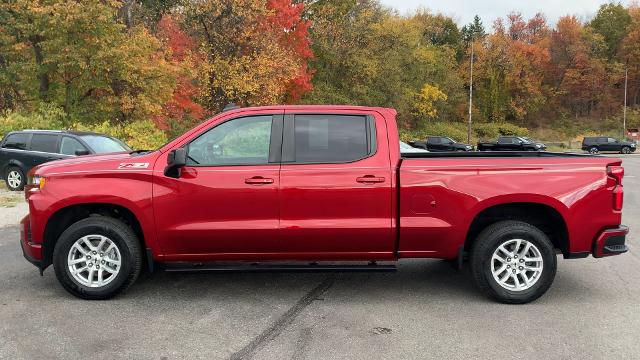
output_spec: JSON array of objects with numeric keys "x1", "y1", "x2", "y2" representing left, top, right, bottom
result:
[{"x1": 0, "y1": 155, "x2": 638, "y2": 360}]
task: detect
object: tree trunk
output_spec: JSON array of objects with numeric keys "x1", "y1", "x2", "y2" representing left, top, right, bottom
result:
[
  {"x1": 29, "y1": 36, "x2": 50, "y2": 101},
  {"x1": 120, "y1": 0, "x2": 135, "y2": 28}
]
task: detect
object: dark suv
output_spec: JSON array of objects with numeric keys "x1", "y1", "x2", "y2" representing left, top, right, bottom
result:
[
  {"x1": 0, "y1": 130, "x2": 131, "y2": 191},
  {"x1": 582, "y1": 137, "x2": 636, "y2": 154},
  {"x1": 409, "y1": 136, "x2": 474, "y2": 152}
]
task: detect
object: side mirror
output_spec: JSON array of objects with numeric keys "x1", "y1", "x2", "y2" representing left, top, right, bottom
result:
[
  {"x1": 75, "y1": 149, "x2": 90, "y2": 156},
  {"x1": 164, "y1": 148, "x2": 187, "y2": 178}
]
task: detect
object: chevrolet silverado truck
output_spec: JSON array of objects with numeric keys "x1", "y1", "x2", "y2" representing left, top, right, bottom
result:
[{"x1": 20, "y1": 105, "x2": 628, "y2": 303}]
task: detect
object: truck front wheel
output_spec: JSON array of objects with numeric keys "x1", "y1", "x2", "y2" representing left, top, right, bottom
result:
[
  {"x1": 470, "y1": 220, "x2": 557, "y2": 304},
  {"x1": 52, "y1": 217, "x2": 142, "y2": 300}
]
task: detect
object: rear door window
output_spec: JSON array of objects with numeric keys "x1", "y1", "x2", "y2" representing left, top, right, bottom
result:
[
  {"x1": 291, "y1": 114, "x2": 373, "y2": 163},
  {"x1": 30, "y1": 134, "x2": 59, "y2": 153},
  {"x1": 2, "y1": 133, "x2": 30, "y2": 150}
]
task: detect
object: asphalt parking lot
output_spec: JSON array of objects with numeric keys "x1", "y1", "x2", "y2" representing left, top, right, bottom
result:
[{"x1": 0, "y1": 155, "x2": 638, "y2": 360}]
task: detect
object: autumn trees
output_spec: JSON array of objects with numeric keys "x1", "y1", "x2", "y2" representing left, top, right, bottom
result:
[{"x1": 0, "y1": 0, "x2": 313, "y2": 137}]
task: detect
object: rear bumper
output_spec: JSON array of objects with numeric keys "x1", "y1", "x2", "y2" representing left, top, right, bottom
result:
[
  {"x1": 593, "y1": 225, "x2": 629, "y2": 258},
  {"x1": 20, "y1": 215, "x2": 43, "y2": 270}
]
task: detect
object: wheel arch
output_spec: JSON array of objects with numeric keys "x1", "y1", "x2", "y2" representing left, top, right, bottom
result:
[
  {"x1": 464, "y1": 199, "x2": 570, "y2": 256},
  {"x1": 42, "y1": 202, "x2": 147, "y2": 268}
]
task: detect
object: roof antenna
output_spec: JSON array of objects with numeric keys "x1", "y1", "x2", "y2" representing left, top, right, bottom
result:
[{"x1": 223, "y1": 103, "x2": 240, "y2": 112}]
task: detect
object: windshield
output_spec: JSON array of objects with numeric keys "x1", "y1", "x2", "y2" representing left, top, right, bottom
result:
[
  {"x1": 80, "y1": 135, "x2": 131, "y2": 154},
  {"x1": 520, "y1": 137, "x2": 534, "y2": 143}
]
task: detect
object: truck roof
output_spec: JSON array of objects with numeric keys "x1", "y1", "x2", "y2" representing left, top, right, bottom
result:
[{"x1": 221, "y1": 104, "x2": 397, "y2": 115}]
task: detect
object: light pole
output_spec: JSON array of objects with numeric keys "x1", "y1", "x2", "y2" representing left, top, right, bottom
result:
[
  {"x1": 468, "y1": 40, "x2": 474, "y2": 144},
  {"x1": 623, "y1": 65, "x2": 628, "y2": 139}
]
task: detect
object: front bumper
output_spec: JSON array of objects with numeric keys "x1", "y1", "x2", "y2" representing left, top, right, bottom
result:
[
  {"x1": 593, "y1": 225, "x2": 629, "y2": 258},
  {"x1": 20, "y1": 215, "x2": 43, "y2": 271}
]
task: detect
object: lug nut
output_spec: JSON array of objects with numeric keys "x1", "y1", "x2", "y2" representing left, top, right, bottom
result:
[
  {"x1": 101, "y1": 260, "x2": 105, "y2": 265},
  {"x1": 99, "y1": 253, "x2": 104, "y2": 257},
  {"x1": 88, "y1": 263, "x2": 93, "y2": 267},
  {"x1": 519, "y1": 266, "x2": 523, "y2": 270},
  {"x1": 512, "y1": 269, "x2": 516, "y2": 273},
  {"x1": 86, "y1": 255, "x2": 91, "y2": 260},
  {"x1": 507, "y1": 257, "x2": 511, "y2": 261},
  {"x1": 92, "y1": 251, "x2": 97, "y2": 255},
  {"x1": 520, "y1": 259, "x2": 524, "y2": 263},
  {"x1": 514, "y1": 255, "x2": 518, "y2": 259},
  {"x1": 507, "y1": 265, "x2": 511, "y2": 268}
]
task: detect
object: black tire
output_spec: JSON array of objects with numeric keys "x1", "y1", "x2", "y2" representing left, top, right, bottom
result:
[
  {"x1": 588, "y1": 146, "x2": 599, "y2": 154},
  {"x1": 53, "y1": 216, "x2": 142, "y2": 300},
  {"x1": 621, "y1": 147, "x2": 631, "y2": 154},
  {"x1": 5, "y1": 166, "x2": 25, "y2": 191},
  {"x1": 470, "y1": 220, "x2": 557, "y2": 304}
]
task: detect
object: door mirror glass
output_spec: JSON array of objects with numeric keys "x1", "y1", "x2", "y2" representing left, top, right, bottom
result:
[{"x1": 165, "y1": 148, "x2": 187, "y2": 178}]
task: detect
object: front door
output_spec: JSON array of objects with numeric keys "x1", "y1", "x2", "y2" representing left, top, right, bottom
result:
[
  {"x1": 278, "y1": 112, "x2": 395, "y2": 260},
  {"x1": 153, "y1": 113, "x2": 283, "y2": 260}
]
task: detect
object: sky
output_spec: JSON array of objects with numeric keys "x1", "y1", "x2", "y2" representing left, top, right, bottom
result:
[{"x1": 379, "y1": 0, "x2": 634, "y2": 28}]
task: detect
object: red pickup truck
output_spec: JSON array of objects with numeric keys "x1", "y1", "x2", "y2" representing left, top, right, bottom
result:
[{"x1": 20, "y1": 105, "x2": 628, "y2": 303}]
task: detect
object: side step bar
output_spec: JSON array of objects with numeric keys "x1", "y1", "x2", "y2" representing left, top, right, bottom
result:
[{"x1": 162, "y1": 261, "x2": 397, "y2": 273}]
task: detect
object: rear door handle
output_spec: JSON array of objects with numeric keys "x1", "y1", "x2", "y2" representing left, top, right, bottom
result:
[
  {"x1": 245, "y1": 176, "x2": 274, "y2": 185},
  {"x1": 356, "y1": 176, "x2": 386, "y2": 184}
]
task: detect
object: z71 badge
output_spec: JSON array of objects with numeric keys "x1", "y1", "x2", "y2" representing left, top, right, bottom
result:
[{"x1": 118, "y1": 162, "x2": 149, "y2": 169}]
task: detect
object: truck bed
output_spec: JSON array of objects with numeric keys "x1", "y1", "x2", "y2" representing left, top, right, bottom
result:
[{"x1": 401, "y1": 151, "x2": 593, "y2": 159}]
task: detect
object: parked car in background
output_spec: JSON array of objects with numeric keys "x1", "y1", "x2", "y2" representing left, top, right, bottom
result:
[
  {"x1": 0, "y1": 130, "x2": 131, "y2": 191},
  {"x1": 477, "y1": 136, "x2": 547, "y2": 151},
  {"x1": 582, "y1": 137, "x2": 636, "y2": 154},
  {"x1": 400, "y1": 141, "x2": 429, "y2": 153},
  {"x1": 409, "y1": 136, "x2": 473, "y2": 152}
]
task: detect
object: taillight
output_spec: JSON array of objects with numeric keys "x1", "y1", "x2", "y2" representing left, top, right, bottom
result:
[
  {"x1": 608, "y1": 166, "x2": 624, "y2": 211},
  {"x1": 613, "y1": 185, "x2": 624, "y2": 211}
]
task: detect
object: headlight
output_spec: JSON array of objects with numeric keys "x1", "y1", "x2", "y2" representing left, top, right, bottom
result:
[
  {"x1": 466, "y1": 145, "x2": 472, "y2": 149},
  {"x1": 535, "y1": 144, "x2": 542, "y2": 148},
  {"x1": 29, "y1": 175, "x2": 46, "y2": 190}
]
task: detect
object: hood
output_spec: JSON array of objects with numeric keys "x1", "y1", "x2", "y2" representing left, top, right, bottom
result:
[
  {"x1": 455, "y1": 143, "x2": 474, "y2": 149},
  {"x1": 32, "y1": 151, "x2": 159, "y2": 176}
]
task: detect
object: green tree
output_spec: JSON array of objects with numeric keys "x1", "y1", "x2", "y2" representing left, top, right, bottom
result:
[
  {"x1": 461, "y1": 15, "x2": 486, "y2": 42},
  {"x1": 590, "y1": 3, "x2": 631, "y2": 59},
  {"x1": 0, "y1": 0, "x2": 176, "y2": 123}
]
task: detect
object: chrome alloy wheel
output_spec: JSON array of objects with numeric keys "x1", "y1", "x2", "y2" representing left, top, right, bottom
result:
[
  {"x1": 7, "y1": 170, "x2": 21, "y2": 189},
  {"x1": 491, "y1": 239, "x2": 543, "y2": 291},
  {"x1": 67, "y1": 235, "x2": 121, "y2": 288}
]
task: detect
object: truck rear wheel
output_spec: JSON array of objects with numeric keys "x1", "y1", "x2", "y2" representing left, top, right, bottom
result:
[
  {"x1": 470, "y1": 220, "x2": 557, "y2": 304},
  {"x1": 53, "y1": 217, "x2": 142, "y2": 300}
]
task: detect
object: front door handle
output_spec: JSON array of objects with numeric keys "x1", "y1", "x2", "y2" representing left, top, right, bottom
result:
[
  {"x1": 356, "y1": 176, "x2": 385, "y2": 184},
  {"x1": 245, "y1": 176, "x2": 274, "y2": 185}
]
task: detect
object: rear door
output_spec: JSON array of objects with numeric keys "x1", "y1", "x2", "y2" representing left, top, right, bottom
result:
[
  {"x1": 278, "y1": 111, "x2": 395, "y2": 259},
  {"x1": 27, "y1": 133, "x2": 62, "y2": 167},
  {"x1": 497, "y1": 137, "x2": 514, "y2": 150},
  {"x1": 427, "y1": 137, "x2": 442, "y2": 151}
]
